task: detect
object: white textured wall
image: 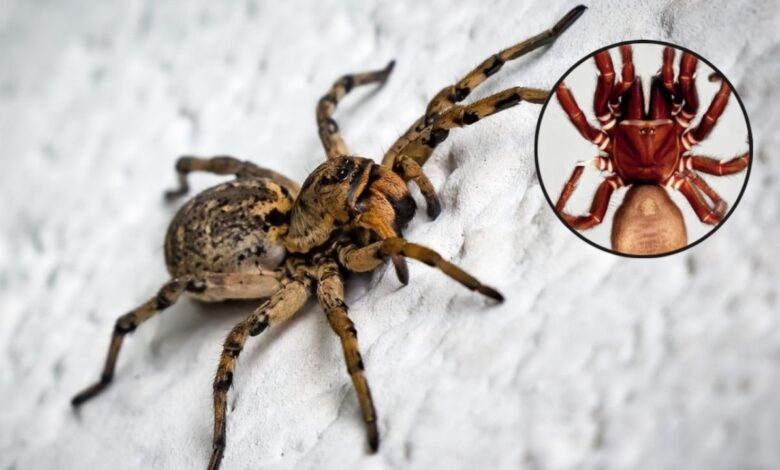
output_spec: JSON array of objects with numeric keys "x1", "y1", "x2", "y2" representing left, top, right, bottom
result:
[{"x1": 1, "y1": 1, "x2": 779, "y2": 469}]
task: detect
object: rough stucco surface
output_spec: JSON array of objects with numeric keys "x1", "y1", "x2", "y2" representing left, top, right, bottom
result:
[{"x1": 1, "y1": 1, "x2": 778, "y2": 469}]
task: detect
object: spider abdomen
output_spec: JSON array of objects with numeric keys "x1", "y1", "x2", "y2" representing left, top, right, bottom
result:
[
  {"x1": 611, "y1": 185, "x2": 687, "y2": 255},
  {"x1": 164, "y1": 178, "x2": 294, "y2": 277}
]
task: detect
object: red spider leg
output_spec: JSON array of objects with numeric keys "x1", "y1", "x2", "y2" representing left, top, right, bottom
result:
[
  {"x1": 555, "y1": 156, "x2": 613, "y2": 212},
  {"x1": 683, "y1": 78, "x2": 731, "y2": 148},
  {"x1": 609, "y1": 45, "x2": 635, "y2": 109},
  {"x1": 684, "y1": 170, "x2": 728, "y2": 217},
  {"x1": 649, "y1": 76, "x2": 672, "y2": 119},
  {"x1": 556, "y1": 83, "x2": 609, "y2": 148},
  {"x1": 593, "y1": 51, "x2": 616, "y2": 131},
  {"x1": 622, "y1": 77, "x2": 645, "y2": 120},
  {"x1": 556, "y1": 170, "x2": 622, "y2": 231},
  {"x1": 676, "y1": 52, "x2": 699, "y2": 128},
  {"x1": 661, "y1": 47, "x2": 678, "y2": 96},
  {"x1": 681, "y1": 152, "x2": 749, "y2": 176},
  {"x1": 555, "y1": 164, "x2": 585, "y2": 212},
  {"x1": 669, "y1": 172, "x2": 723, "y2": 224}
]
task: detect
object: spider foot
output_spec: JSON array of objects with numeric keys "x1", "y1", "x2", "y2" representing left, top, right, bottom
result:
[
  {"x1": 426, "y1": 192, "x2": 441, "y2": 220},
  {"x1": 367, "y1": 421, "x2": 380, "y2": 453},
  {"x1": 71, "y1": 369, "x2": 115, "y2": 407},
  {"x1": 164, "y1": 185, "x2": 189, "y2": 201},
  {"x1": 714, "y1": 200, "x2": 728, "y2": 218},
  {"x1": 477, "y1": 285, "x2": 504, "y2": 302},
  {"x1": 555, "y1": 5, "x2": 587, "y2": 35},
  {"x1": 207, "y1": 444, "x2": 224, "y2": 470},
  {"x1": 71, "y1": 379, "x2": 110, "y2": 407},
  {"x1": 379, "y1": 59, "x2": 396, "y2": 82},
  {"x1": 392, "y1": 254, "x2": 409, "y2": 285}
]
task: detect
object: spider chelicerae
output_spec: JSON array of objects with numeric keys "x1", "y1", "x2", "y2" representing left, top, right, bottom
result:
[{"x1": 71, "y1": 6, "x2": 586, "y2": 469}]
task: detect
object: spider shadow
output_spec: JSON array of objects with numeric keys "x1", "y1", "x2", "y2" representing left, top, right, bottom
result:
[
  {"x1": 240, "y1": 298, "x2": 322, "y2": 366},
  {"x1": 148, "y1": 298, "x2": 267, "y2": 366},
  {"x1": 145, "y1": 270, "x2": 383, "y2": 379}
]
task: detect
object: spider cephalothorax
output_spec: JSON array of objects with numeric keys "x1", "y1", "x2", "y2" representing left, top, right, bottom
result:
[
  {"x1": 553, "y1": 44, "x2": 749, "y2": 254},
  {"x1": 610, "y1": 83, "x2": 680, "y2": 184},
  {"x1": 287, "y1": 157, "x2": 410, "y2": 250},
  {"x1": 286, "y1": 155, "x2": 418, "y2": 281},
  {"x1": 71, "y1": 6, "x2": 586, "y2": 470}
]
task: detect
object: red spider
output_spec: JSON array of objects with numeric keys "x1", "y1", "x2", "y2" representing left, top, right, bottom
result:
[{"x1": 552, "y1": 44, "x2": 749, "y2": 251}]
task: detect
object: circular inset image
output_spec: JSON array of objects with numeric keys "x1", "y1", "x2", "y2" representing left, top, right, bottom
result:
[{"x1": 535, "y1": 40, "x2": 752, "y2": 257}]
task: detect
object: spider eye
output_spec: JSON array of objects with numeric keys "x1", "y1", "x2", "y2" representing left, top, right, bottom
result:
[{"x1": 336, "y1": 163, "x2": 351, "y2": 180}]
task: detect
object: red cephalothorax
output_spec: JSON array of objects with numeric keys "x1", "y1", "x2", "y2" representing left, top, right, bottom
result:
[{"x1": 553, "y1": 44, "x2": 749, "y2": 253}]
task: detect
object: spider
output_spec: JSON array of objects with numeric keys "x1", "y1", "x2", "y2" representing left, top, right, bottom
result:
[
  {"x1": 70, "y1": 5, "x2": 586, "y2": 469},
  {"x1": 552, "y1": 43, "x2": 750, "y2": 255}
]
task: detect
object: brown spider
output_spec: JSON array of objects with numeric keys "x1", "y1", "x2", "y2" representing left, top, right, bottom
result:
[
  {"x1": 553, "y1": 43, "x2": 750, "y2": 255},
  {"x1": 71, "y1": 6, "x2": 586, "y2": 469}
]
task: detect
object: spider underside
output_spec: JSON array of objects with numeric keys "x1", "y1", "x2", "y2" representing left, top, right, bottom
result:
[
  {"x1": 553, "y1": 44, "x2": 749, "y2": 254},
  {"x1": 71, "y1": 6, "x2": 586, "y2": 469}
]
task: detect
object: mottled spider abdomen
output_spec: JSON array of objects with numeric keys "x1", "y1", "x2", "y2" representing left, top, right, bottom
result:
[{"x1": 164, "y1": 178, "x2": 294, "y2": 277}]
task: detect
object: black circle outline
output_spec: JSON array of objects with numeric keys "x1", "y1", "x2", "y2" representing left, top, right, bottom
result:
[{"x1": 533, "y1": 39, "x2": 754, "y2": 259}]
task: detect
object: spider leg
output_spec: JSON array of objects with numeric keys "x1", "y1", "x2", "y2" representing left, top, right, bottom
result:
[
  {"x1": 71, "y1": 271, "x2": 282, "y2": 407},
  {"x1": 593, "y1": 50, "x2": 616, "y2": 128},
  {"x1": 554, "y1": 164, "x2": 586, "y2": 212},
  {"x1": 610, "y1": 45, "x2": 635, "y2": 106},
  {"x1": 316, "y1": 260, "x2": 379, "y2": 451},
  {"x1": 337, "y1": 239, "x2": 504, "y2": 301},
  {"x1": 395, "y1": 86, "x2": 550, "y2": 167},
  {"x1": 392, "y1": 154, "x2": 441, "y2": 219},
  {"x1": 164, "y1": 155, "x2": 300, "y2": 200},
  {"x1": 669, "y1": 172, "x2": 725, "y2": 224},
  {"x1": 684, "y1": 170, "x2": 728, "y2": 217},
  {"x1": 352, "y1": 195, "x2": 412, "y2": 285},
  {"x1": 336, "y1": 241, "x2": 386, "y2": 273},
  {"x1": 556, "y1": 171, "x2": 622, "y2": 231},
  {"x1": 554, "y1": 157, "x2": 612, "y2": 213},
  {"x1": 684, "y1": 78, "x2": 732, "y2": 148},
  {"x1": 677, "y1": 52, "x2": 699, "y2": 127},
  {"x1": 208, "y1": 269, "x2": 312, "y2": 470},
  {"x1": 317, "y1": 61, "x2": 395, "y2": 160},
  {"x1": 381, "y1": 5, "x2": 586, "y2": 167},
  {"x1": 682, "y1": 152, "x2": 749, "y2": 176},
  {"x1": 661, "y1": 46, "x2": 678, "y2": 96},
  {"x1": 555, "y1": 82, "x2": 609, "y2": 148},
  {"x1": 424, "y1": 4, "x2": 586, "y2": 118}
]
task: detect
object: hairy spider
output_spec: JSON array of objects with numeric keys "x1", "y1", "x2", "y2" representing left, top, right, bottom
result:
[
  {"x1": 553, "y1": 43, "x2": 749, "y2": 255},
  {"x1": 71, "y1": 6, "x2": 585, "y2": 469}
]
